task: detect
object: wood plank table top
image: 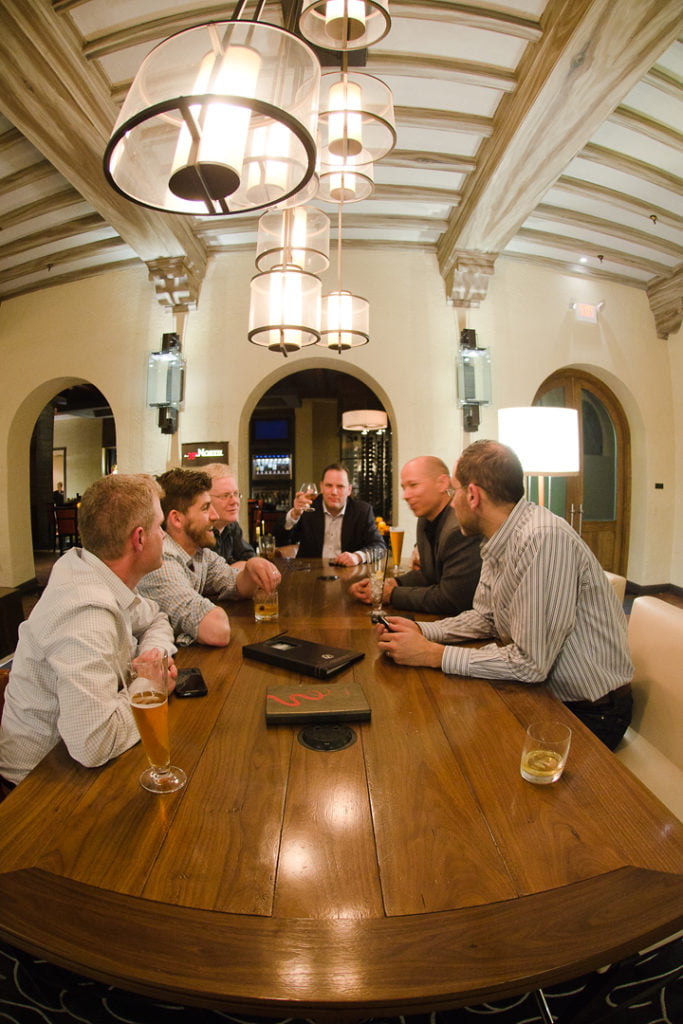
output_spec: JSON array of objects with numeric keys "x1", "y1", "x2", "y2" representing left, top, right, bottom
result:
[{"x1": 1, "y1": 557, "x2": 682, "y2": 1020}]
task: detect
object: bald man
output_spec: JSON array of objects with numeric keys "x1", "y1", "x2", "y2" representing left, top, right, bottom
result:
[{"x1": 349, "y1": 456, "x2": 481, "y2": 615}]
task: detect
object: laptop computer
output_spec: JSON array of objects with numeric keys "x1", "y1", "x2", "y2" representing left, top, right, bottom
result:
[{"x1": 243, "y1": 633, "x2": 365, "y2": 680}]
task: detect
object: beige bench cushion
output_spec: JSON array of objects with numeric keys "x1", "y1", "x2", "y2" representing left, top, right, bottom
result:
[
  {"x1": 604, "y1": 571, "x2": 626, "y2": 604},
  {"x1": 615, "y1": 596, "x2": 683, "y2": 821}
]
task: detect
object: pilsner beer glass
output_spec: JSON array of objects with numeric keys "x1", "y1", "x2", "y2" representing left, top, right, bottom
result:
[
  {"x1": 125, "y1": 650, "x2": 186, "y2": 794},
  {"x1": 389, "y1": 527, "x2": 404, "y2": 574}
]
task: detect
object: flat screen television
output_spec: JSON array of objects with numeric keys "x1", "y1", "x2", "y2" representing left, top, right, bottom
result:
[{"x1": 252, "y1": 418, "x2": 290, "y2": 442}]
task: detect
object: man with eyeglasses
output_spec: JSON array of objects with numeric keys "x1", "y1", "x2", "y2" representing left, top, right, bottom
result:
[{"x1": 204, "y1": 463, "x2": 256, "y2": 569}]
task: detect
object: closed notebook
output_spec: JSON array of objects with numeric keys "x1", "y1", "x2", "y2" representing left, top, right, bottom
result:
[
  {"x1": 243, "y1": 633, "x2": 364, "y2": 679},
  {"x1": 265, "y1": 680, "x2": 371, "y2": 724}
]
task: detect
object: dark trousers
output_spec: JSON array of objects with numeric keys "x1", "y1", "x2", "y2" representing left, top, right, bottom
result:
[{"x1": 564, "y1": 684, "x2": 633, "y2": 750}]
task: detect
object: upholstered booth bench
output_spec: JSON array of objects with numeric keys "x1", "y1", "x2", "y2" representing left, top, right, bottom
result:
[{"x1": 616, "y1": 595, "x2": 683, "y2": 822}]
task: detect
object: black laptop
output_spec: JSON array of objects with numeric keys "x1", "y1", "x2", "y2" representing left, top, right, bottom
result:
[{"x1": 243, "y1": 633, "x2": 365, "y2": 679}]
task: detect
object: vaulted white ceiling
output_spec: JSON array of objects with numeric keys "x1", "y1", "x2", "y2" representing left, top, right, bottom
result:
[{"x1": 0, "y1": 0, "x2": 681, "y2": 336}]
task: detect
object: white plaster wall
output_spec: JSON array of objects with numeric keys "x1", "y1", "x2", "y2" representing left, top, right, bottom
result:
[
  {"x1": 53, "y1": 416, "x2": 103, "y2": 499},
  {"x1": 0, "y1": 248, "x2": 678, "y2": 589}
]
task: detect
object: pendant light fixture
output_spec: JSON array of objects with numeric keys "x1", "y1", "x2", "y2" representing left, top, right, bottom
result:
[
  {"x1": 248, "y1": 266, "x2": 322, "y2": 354},
  {"x1": 103, "y1": 3, "x2": 321, "y2": 216},
  {"x1": 318, "y1": 204, "x2": 369, "y2": 351},
  {"x1": 255, "y1": 206, "x2": 330, "y2": 274},
  {"x1": 341, "y1": 409, "x2": 388, "y2": 431},
  {"x1": 299, "y1": 0, "x2": 392, "y2": 52},
  {"x1": 317, "y1": 153, "x2": 374, "y2": 204},
  {"x1": 318, "y1": 71, "x2": 396, "y2": 165}
]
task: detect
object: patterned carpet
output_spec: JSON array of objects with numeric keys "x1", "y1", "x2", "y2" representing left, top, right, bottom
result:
[{"x1": 1, "y1": 937, "x2": 681, "y2": 1024}]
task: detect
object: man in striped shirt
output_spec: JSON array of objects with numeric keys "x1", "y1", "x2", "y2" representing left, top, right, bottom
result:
[{"x1": 377, "y1": 439, "x2": 633, "y2": 749}]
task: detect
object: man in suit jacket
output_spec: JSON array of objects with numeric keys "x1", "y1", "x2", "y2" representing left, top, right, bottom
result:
[
  {"x1": 278, "y1": 464, "x2": 386, "y2": 566},
  {"x1": 349, "y1": 456, "x2": 481, "y2": 614}
]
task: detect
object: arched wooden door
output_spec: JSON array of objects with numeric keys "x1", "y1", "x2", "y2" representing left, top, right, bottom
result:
[{"x1": 534, "y1": 370, "x2": 631, "y2": 575}]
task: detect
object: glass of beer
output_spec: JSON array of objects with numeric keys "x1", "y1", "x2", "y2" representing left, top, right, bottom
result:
[
  {"x1": 389, "y1": 527, "x2": 404, "y2": 574},
  {"x1": 260, "y1": 533, "x2": 276, "y2": 560},
  {"x1": 520, "y1": 720, "x2": 572, "y2": 785},
  {"x1": 253, "y1": 585, "x2": 279, "y2": 621},
  {"x1": 125, "y1": 650, "x2": 187, "y2": 794}
]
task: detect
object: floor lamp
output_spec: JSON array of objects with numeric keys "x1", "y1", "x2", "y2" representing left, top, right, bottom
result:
[{"x1": 498, "y1": 407, "x2": 580, "y2": 508}]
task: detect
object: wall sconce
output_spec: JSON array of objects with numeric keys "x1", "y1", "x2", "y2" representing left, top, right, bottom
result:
[
  {"x1": 147, "y1": 332, "x2": 185, "y2": 434},
  {"x1": 456, "y1": 328, "x2": 491, "y2": 432}
]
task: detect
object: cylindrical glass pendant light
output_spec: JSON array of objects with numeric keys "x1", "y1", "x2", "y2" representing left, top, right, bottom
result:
[
  {"x1": 319, "y1": 289, "x2": 369, "y2": 350},
  {"x1": 256, "y1": 207, "x2": 330, "y2": 274},
  {"x1": 318, "y1": 203, "x2": 369, "y2": 350},
  {"x1": 317, "y1": 155, "x2": 374, "y2": 204},
  {"x1": 319, "y1": 71, "x2": 396, "y2": 164},
  {"x1": 249, "y1": 266, "x2": 322, "y2": 354},
  {"x1": 299, "y1": 0, "x2": 391, "y2": 51},
  {"x1": 104, "y1": 20, "x2": 321, "y2": 216}
]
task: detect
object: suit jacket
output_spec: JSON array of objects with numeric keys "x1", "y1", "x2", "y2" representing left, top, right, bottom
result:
[
  {"x1": 277, "y1": 494, "x2": 386, "y2": 560},
  {"x1": 390, "y1": 503, "x2": 481, "y2": 615}
]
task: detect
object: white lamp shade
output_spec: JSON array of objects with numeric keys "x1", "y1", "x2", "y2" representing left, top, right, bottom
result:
[
  {"x1": 248, "y1": 267, "x2": 321, "y2": 353},
  {"x1": 498, "y1": 407, "x2": 580, "y2": 476},
  {"x1": 256, "y1": 206, "x2": 330, "y2": 274},
  {"x1": 319, "y1": 72, "x2": 396, "y2": 165},
  {"x1": 318, "y1": 290, "x2": 369, "y2": 349},
  {"x1": 342, "y1": 409, "x2": 387, "y2": 431},
  {"x1": 104, "y1": 22, "x2": 320, "y2": 216},
  {"x1": 299, "y1": 0, "x2": 391, "y2": 52},
  {"x1": 317, "y1": 155, "x2": 374, "y2": 204}
]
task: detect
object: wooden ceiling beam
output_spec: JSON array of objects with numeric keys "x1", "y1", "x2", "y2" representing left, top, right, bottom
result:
[
  {"x1": 0, "y1": 0, "x2": 208, "y2": 277},
  {"x1": 532, "y1": 203, "x2": 683, "y2": 259},
  {"x1": 437, "y1": 0, "x2": 683, "y2": 283},
  {"x1": 555, "y1": 175, "x2": 683, "y2": 230}
]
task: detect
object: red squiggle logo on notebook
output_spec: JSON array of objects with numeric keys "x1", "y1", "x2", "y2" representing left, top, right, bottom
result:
[{"x1": 267, "y1": 689, "x2": 331, "y2": 706}]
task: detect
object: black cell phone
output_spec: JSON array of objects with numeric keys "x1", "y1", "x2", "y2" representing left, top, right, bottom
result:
[
  {"x1": 318, "y1": 574, "x2": 339, "y2": 581},
  {"x1": 371, "y1": 611, "x2": 393, "y2": 629},
  {"x1": 174, "y1": 667, "x2": 208, "y2": 698}
]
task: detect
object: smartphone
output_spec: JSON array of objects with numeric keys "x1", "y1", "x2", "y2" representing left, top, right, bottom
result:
[
  {"x1": 174, "y1": 667, "x2": 208, "y2": 698},
  {"x1": 371, "y1": 611, "x2": 394, "y2": 629}
]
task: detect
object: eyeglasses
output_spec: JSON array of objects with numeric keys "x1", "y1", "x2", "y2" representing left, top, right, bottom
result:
[{"x1": 211, "y1": 491, "x2": 242, "y2": 501}]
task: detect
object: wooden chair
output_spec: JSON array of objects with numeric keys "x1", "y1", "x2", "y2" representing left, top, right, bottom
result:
[{"x1": 54, "y1": 506, "x2": 79, "y2": 554}]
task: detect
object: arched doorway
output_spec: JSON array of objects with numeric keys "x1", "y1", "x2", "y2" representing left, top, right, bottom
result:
[
  {"x1": 31, "y1": 383, "x2": 115, "y2": 552},
  {"x1": 534, "y1": 370, "x2": 631, "y2": 575},
  {"x1": 249, "y1": 369, "x2": 392, "y2": 533}
]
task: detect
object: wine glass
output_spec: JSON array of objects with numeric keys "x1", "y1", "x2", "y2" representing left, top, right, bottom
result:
[
  {"x1": 298, "y1": 482, "x2": 318, "y2": 511},
  {"x1": 124, "y1": 650, "x2": 186, "y2": 794}
]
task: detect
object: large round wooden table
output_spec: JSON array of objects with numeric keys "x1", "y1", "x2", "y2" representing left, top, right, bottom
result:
[{"x1": 1, "y1": 558, "x2": 682, "y2": 1020}]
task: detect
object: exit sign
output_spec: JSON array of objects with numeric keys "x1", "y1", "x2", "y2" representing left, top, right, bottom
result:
[{"x1": 574, "y1": 302, "x2": 599, "y2": 323}]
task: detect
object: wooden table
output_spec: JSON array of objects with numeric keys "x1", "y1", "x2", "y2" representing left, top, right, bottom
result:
[{"x1": 1, "y1": 558, "x2": 682, "y2": 1020}]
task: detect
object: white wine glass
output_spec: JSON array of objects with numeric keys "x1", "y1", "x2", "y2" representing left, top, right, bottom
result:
[
  {"x1": 298, "y1": 482, "x2": 318, "y2": 511},
  {"x1": 124, "y1": 650, "x2": 186, "y2": 794}
]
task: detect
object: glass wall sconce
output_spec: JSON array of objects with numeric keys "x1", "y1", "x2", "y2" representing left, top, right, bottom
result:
[
  {"x1": 456, "y1": 329, "x2": 491, "y2": 432},
  {"x1": 147, "y1": 333, "x2": 185, "y2": 434}
]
